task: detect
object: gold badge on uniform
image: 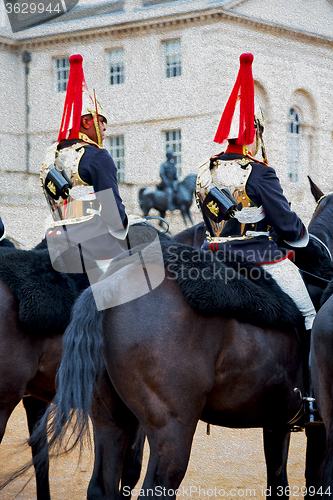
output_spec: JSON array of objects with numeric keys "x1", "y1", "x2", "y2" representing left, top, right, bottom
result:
[
  {"x1": 207, "y1": 201, "x2": 219, "y2": 217},
  {"x1": 47, "y1": 181, "x2": 57, "y2": 196}
]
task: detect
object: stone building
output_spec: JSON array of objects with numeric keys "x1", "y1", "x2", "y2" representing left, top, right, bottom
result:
[{"x1": 0, "y1": 0, "x2": 332, "y2": 246}]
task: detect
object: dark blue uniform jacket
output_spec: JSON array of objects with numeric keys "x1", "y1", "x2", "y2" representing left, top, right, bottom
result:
[
  {"x1": 56, "y1": 139, "x2": 127, "y2": 260},
  {"x1": 201, "y1": 152, "x2": 306, "y2": 264}
]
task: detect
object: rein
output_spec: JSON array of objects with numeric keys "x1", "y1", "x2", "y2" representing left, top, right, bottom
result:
[
  {"x1": 309, "y1": 233, "x2": 332, "y2": 261},
  {"x1": 140, "y1": 215, "x2": 170, "y2": 234}
]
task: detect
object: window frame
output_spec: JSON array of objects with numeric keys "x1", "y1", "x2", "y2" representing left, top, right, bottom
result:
[
  {"x1": 107, "y1": 48, "x2": 125, "y2": 86},
  {"x1": 54, "y1": 57, "x2": 70, "y2": 93},
  {"x1": 109, "y1": 135, "x2": 125, "y2": 183},
  {"x1": 164, "y1": 129, "x2": 182, "y2": 176},
  {"x1": 163, "y1": 39, "x2": 181, "y2": 79},
  {"x1": 287, "y1": 107, "x2": 301, "y2": 183}
]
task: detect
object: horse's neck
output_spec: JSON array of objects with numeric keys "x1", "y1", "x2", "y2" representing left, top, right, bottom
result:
[{"x1": 309, "y1": 216, "x2": 333, "y2": 255}]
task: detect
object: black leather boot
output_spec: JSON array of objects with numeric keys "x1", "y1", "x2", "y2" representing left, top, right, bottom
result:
[
  {"x1": 295, "y1": 328, "x2": 322, "y2": 425},
  {"x1": 303, "y1": 329, "x2": 322, "y2": 425},
  {"x1": 303, "y1": 389, "x2": 322, "y2": 425}
]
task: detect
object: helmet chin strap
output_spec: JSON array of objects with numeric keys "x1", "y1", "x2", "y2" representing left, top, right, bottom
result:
[{"x1": 92, "y1": 90, "x2": 103, "y2": 147}]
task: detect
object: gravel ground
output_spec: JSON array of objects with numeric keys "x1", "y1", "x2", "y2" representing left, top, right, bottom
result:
[{"x1": 0, "y1": 402, "x2": 308, "y2": 500}]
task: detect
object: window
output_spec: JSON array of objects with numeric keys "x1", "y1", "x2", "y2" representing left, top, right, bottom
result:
[
  {"x1": 287, "y1": 108, "x2": 301, "y2": 182},
  {"x1": 165, "y1": 129, "x2": 181, "y2": 176},
  {"x1": 164, "y1": 40, "x2": 181, "y2": 78},
  {"x1": 109, "y1": 136, "x2": 125, "y2": 182},
  {"x1": 107, "y1": 49, "x2": 124, "y2": 86},
  {"x1": 54, "y1": 57, "x2": 69, "y2": 93}
]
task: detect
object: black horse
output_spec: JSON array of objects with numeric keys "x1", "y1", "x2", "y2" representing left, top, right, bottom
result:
[
  {"x1": 0, "y1": 223, "x2": 204, "y2": 499},
  {"x1": 303, "y1": 185, "x2": 333, "y2": 498},
  {"x1": 138, "y1": 174, "x2": 197, "y2": 226},
  {"x1": 0, "y1": 238, "x2": 147, "y2": 500},
  {"x1": 25, "y1": 182, "x2": 333, "y2": 500}
]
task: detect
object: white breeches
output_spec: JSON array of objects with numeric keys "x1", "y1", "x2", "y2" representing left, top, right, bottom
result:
[{"x1": 262, "y1": 258, "x2": 316, "y2": 331}]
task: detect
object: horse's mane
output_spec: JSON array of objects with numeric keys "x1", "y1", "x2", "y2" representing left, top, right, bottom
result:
[
  {"x1": 270, "y1": 228, "x2": 333, "y2": 280},
  {"x1": 172, "y1": 222, "x2": 205, "y2": 246},
  {"x1": 309, "y1": 195, "x2": 333, "y2": 241}
]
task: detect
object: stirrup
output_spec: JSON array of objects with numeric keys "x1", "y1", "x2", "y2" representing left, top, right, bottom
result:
[{"x1": 294, "y1": 388, "x2": 323, "y2": 426}]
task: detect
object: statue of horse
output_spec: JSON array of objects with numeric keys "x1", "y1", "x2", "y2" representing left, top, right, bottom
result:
[
  {"x1": 138, "y1": 174, "x2": 197, "y2": 226},
  {"x1": 23, "y1": 181, "x2": 333, "y2": 500}
]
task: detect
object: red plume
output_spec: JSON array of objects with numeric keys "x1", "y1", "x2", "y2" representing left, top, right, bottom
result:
[
  {"x1": 214, "y1": 53, "x2": 255, "y2": 145},
  {"x1": 58, "y1": 54, "x2": 87, "y2": 142}
]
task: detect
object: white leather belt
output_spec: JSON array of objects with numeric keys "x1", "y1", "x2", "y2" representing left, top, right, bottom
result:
[
  {"x1": 233, "y1": 205, "x2": 265, "y2": 223},
  {"x1": 207, "y1": 231, "x2": 269, "y2": 244}
]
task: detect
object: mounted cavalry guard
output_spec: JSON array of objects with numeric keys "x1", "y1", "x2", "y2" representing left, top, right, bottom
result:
[
  {"x1": 196, "y1": 53, "x2": 319, "y2": 424},
  {"x1": 40, "y1": 54, "x2": 129, "y2": 275},
  {"x1": 157, "y1": 148, "x2": 179, "y2": 211}
]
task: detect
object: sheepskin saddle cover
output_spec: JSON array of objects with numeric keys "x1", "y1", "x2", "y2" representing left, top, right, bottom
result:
[
  {"x1": 160, "y1": 239, "x2": 302, "y2": 330},
  {"x1": 0, "y1": 243, "x2": 89, "y2": 336}
]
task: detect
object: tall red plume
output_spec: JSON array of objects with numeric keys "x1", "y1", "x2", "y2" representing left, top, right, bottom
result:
[
  {"x1": 58, "y1": 54, "x2": 86, "y2": 142},
  {"x1": 214, "y1": 53, "x2": 255, "y2": 145}
]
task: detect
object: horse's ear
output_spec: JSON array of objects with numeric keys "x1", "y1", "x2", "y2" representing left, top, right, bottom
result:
[{"x1": 308, "y1": 176, "x2": 324, "y2": 202}]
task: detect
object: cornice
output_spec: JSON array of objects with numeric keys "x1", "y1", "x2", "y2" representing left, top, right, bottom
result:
[
  {"x1": 0, "y1": 34, "x2": 19, "y2": 52},
  {"x1": 4, "y1": 6, "x2": 333, "y2": 50}
]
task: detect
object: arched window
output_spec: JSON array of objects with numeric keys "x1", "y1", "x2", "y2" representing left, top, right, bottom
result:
[{"x1": 287, "y1": 108, "x2": 301, "y2": 182}]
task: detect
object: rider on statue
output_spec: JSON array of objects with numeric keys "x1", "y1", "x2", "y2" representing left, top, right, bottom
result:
[
  {"x1": 40, "y1": 54, "x2": 131, "y2": 275},
  {"x1": 157, "y1": 148, "x2": 178, "y2": 211},
  {"x1": 196, "y1": 53, "x2": 320, "y2": 424}
]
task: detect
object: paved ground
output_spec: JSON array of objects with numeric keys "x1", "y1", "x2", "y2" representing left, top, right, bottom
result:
[{"x1": 0, "y1": 402, "x2": 308, "y2": 499}]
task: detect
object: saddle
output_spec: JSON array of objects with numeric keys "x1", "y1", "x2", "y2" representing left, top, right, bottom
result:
[{"x1": 159, "y1": 239, "x2": 303, "y2": 331}]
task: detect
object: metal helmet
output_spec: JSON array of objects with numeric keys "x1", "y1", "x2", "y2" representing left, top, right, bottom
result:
[{"x1": 58, "y1": 54, "x2": 107, "y2": 148}]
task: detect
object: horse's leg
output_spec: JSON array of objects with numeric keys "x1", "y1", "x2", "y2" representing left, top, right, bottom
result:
[
  {"x1": 88, "y1": 373, "x2": 144, "y2": 500},
  {"x1": 263, "y1": 428, "x2": 291, "y2": 500},
  {"x1": 179, "y1": 206, "x2": 188, "y2": 226},
  {"x1": 187, "y1": 209, "x2": 194, "y2": 226},
  {"x1": 304, "y1": 425, "x2": 326, "y2": 496},
  {"x1": 22, "y1": 396, "x2": 51, "y2": 500},
  {"x1": 140, "y1": 419, "x2": 197, "y2": 500},
  {"x1": 159, "y1": 211, "x2": 166, "y2": 228},
  {"x1": 121, "y1": 423, "x2": 145, "y2": 496}
]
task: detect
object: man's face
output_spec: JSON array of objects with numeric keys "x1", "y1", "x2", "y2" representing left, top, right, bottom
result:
[
  {"x1": 81, "y1": 115, "x2": 106, "y2": 144},
  {"x1": 98, "y1": 115, "x2": 106, "y2": 143}
]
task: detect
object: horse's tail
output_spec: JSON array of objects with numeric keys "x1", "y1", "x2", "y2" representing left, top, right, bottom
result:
[
  {"x1": 40, "y1": 286, "x2": 104, "y2": 449},
  {"x1": 0, "y1": 286, "x2": 104, "y2": 490}
]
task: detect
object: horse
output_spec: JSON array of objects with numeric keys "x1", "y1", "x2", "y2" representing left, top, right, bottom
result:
[
  {"x1": 0, "y1": 222, "x2": 204, "y2": 499},
  {"x1": 26, "y1": 181, "x2": 333, "y2": 500},
  {"x1": 0, "y1": 237, "x2": 147, "y2": 500},
  {"x1": 138, "y1": 174, "x2": 197, "y2": 226},
  {"x1": 301, "y1": 184, "x2": 333, "y2": 497},
  {"x1": 0, "y1": 236, "x2": 54, "y2": 500}
]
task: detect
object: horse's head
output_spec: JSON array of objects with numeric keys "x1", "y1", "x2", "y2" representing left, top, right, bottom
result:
[
  {"x1": 308, "y1": 175, "x2": 324, "y2": 203},
  {"x1": 180, "y1": 174, "x2": 197, "y2": 194}
]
